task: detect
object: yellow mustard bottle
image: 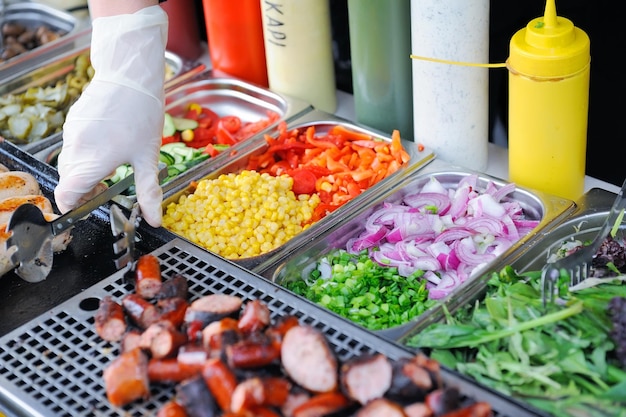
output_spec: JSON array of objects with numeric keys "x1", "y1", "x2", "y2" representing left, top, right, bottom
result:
[{"x1": 507, "y1": 0, "x2": 590, "y2": 201}]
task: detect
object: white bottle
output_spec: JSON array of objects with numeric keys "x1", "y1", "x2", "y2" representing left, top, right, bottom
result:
[
  {"x1": 260, "y1": 0, "x2": 337, "y2": 113},
  {"x1": 410, "y1": 0, "x2": 489, "y2": 171}
]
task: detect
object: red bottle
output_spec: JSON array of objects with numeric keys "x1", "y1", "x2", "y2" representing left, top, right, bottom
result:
[
  {"x1": 160, "y1": 0, "x2": 203, "y2": 61},
  {"x1": 203, "y1": 0, "x2": 268, "y2": 87}
]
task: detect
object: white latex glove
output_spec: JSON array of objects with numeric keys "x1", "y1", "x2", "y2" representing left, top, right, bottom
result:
[{"x1": 55, "y1": 5, "x2": 168, "y2": 228}]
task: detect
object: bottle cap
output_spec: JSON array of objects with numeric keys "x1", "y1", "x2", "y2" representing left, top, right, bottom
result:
[{"x1": 508, "y1": 0, "x2": 590, "y2": 78}]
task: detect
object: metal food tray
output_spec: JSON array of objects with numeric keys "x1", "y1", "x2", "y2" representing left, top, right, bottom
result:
[
  {"x1": 151, "y1": 109, "x2": 436, "y2": 272},
  {"x1": 0, "y1": 237, "x2": 543, "y2": 417},
  {"x1": 268, "y1": 158, "x2": 576, "y2": 341},
  {"x1": 0, "y1": 138, "x2": 165, "y2": 338},
  {"x1": 0, "y1": 2, "x2": 89, "y2": 78},
  {"x1": 414, "y1": 186, "x2": 621, "y2": 321},
  {"x1": 2, "y1": 42, "x2": 205, "y2": 155},
  {"x1": 390, "y1": 187, "x2": 622, "y2": 417}
]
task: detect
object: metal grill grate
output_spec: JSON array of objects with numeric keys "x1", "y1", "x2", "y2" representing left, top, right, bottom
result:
[{"x1": 0, "y1": 239, "x2": 543, "y2": 417}]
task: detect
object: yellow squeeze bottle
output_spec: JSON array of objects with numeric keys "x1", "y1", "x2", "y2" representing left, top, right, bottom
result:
[{"x1": 507, "y1": 0, "x2": 590, "y2": 200}]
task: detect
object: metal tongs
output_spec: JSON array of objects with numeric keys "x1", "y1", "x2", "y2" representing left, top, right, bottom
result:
[
  {"x1": 110, "y1": 203, "x2": 141, "y2": 272},
  {"x1": 6, "y1": 174, "x2": 136, "y2": 283},
  {"x1": 541, "y1": 177, "x2": 626, "y2": 306}
]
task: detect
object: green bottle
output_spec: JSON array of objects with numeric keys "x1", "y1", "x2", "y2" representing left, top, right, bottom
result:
[{"x1": 347, "y1": 0, "x2": 414, "y2": 139}]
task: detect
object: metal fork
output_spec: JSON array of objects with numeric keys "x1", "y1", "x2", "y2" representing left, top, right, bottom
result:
[{"x1": 541, "y1": 177, "x2": 626, "y2": 306}]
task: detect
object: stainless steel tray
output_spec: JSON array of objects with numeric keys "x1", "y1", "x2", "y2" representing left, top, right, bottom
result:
[
  {"x1": 0, "y1": 2, "x2": 89, "y2": 77},
  {"x1": 0, "y1": 237, "x2": 544, "y2": 417},
  {"x1": 1, "y1": 42, "x2": 205, "y2": 154},
  {"x1": 268, "y1": 158, "x2": 576, "y2": 341},
  {"x1": 154, "y1": 109, "x2": 436, "y2": 272}
]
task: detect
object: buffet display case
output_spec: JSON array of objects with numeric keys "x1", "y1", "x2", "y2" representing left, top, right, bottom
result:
[
  {"x1": 267, "y1": 158, "x2": 576, "y2": 341},
  {"x1": 149, "y1": 109, "x2": 436, "y2": 272}
]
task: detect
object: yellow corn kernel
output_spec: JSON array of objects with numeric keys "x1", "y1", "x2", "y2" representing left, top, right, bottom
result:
[
  {"x1": 162, "y1": 170, "x2": 321, "y2": 259},
  {"x1": 181, "y1": 129, "x2": 194, "y2": 142},
  {"x1": 188, "y1": 102, "x2": 202, "y2": 115}
]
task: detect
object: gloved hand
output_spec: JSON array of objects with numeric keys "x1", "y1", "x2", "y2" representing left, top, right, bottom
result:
[{"x1": 55, "y1": 5, "x2": 168, "y2": 228}]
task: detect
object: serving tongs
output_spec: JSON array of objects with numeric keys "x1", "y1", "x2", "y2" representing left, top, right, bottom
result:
[
  {"x1": 541, "y1": 177, "x2": 626, "y2": 306},
  {"x1": 110, "y1": 203, "x2": 141, "y2": 273},
  {"x1": 5, "y1": 174, "x2": 136, "y2": 283}
]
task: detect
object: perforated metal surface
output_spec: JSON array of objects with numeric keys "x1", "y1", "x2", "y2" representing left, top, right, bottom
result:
[{"x1": 0, "y1": 239, "x2": 541, "y2": 417}]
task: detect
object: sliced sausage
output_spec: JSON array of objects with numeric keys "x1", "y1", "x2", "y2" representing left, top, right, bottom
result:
[
  {"x1": 202, "y1": 317, "x2": 241, "y2": 353},
  {"x1": 340, "y1": 353, "x2": 393, "y2": 405},
  {"x1": 281, "y1": 325, "x2": 338, "y2": 393},
  {"x1": 149, "y1": 325, "x2": 188, "y2": 359},
  {"x1": 386, "y1": 356, "x2": 435, "y2": 403},
  {"x1": 158, "y1": 273, "x2": 189, "y2": 300},
  {"x1": 175, "y1": 344, "x2": 207, "y2": 376},
  {"x1": 0, "y1": 194, "x2": 53, "y2": 224},
  {"x1": 184, "y1": 294, "x2": 243, "y2": 327},
  {"x1": 102, "y1": 348, "x2": 150, "y2": 407},
  {"x1": 202, "y1": 357, "x2": 238, "y2": 413},
  {"x1": 237, "y1": 299, "x2": 271, "y2": 333},
  {"x1": 403, "y1": 402, "x2": 433, "y2": 417},
  {"x1": 226, "y1": 333, "x2": 281, "y2": 369},
  {"x1": 135, "y1": 253, "x2": 163, "y2": 299},
  {"x1": 121, "y1": 329, "x2": 143, "y2": 353},
  {"x1": 439, "y1": 402, "x2": 492, "y2": 417},
  {"x1": 158, "y1": 296, "x2": 189, "y2": 328},
  {"x1": 425, "y1": 387, "x2": 461, "y2": 416},
  {"x1": 230, "y1": 376, "x2": 291, "y2": 413},
  {"x1": 148, "y1": 358, "x2": 200, "y2": 383},
  {"x1": 122, "y1": 293, "x2": 160, "y2": 329},
  {"x1": 94, "y1": 296, "x2": 127, "y2": 342},
  {"x1": 176, "y1": 375, "x2": 220, "y2": 417},
  {"x1": 291, "y1": 391, "x2": 353, "y2": 417},
  {"x1": 355, "y1": 398, "x2": 407, "y2": 417},
  {"x1": 0, "y1": 171, "x2": 41, "y2": 200},
  {"x1": 157, "y1": 400, "x2": 188, "y2": 417}
]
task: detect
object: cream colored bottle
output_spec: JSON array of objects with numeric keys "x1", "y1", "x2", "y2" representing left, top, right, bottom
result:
[
  {"x1": 508, "y1": 0, "x2": 590, "y2": 200},
  {"x1": 260, "y1": 0, "x2": 337, "y2": 113}
]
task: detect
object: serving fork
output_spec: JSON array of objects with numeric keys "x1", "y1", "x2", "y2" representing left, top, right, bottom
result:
[{"x1": 541, "y1": 177, "x2": 626, "y2": 306}]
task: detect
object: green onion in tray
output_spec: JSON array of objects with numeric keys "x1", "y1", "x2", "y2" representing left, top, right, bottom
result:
[{"x1": 284, "y1": 249, "x2": 437, "y2": 330}]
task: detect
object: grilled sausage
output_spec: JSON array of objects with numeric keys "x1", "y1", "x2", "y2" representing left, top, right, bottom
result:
[
  {"x1": 226, "y1": 333, "x2": 281, "y2": 369},
  {"x1": 355, "y1": 398, "x2": 407, "y2": 417},
  {"x1": 403, "y1": 403, "x2": 433, "y2": 417},
  {"x1": 176, "y1": 375, "x2": 220, "y2": 417},
  {"x1": 386, "y1": 356, "x2": 435, "y2": 403},
  {"x1": 157, "y1": 273, "x2": 189, "y2": 300},
  {"x1": 0, "y1": 171, "x2": 41, "y2": 200},
  {"x1": 291, "y1": 391, "x2": 353, "y2": 417},
  {"x1": 158, "y1": 296, "x2": 189, "y2": 328},
  {"x1": 281, "y1": 325, "x2": 338, "y2": 393},
  {"x1": 439, "y1": 402, "x2": 492, "y2": 417},
  {"x1": 102, "y1": 348, "x2": 150, "y2": 407},
  {"x1": 230, "y1": 376, "x2": 291, "y2": 413},
  {"x1": 425, "y1": 387, "x2": 461, "y2": 416},
  {"x1": 177, "y1": 344, "x2": 209, "y2": 374},
  {"x1": 202, "y1": 317, "x2": 241, "y2": 352},
  {"x1": 122, "y1": 293, "x2": 160, "y2": 329},
  {"x1": 121, "y1": 329, "x2": 143, "y2": 353},
  {"x1": 157, "y1": 400, "x2": 188, "y2": 417},
  {"x1": 135, "y1": 253, "x2": 163, "y2": 299},
  {"x1": 184, "y1": 294, "x2": 243, "y2": 327},
  {"x1": 0, "y1": 194, "x2": 52, "y2": 224},
  {"x1": 340, "y1": 353, "x2": 393, "y2": 405},
  {"x1": 202, "y1": 357, "x2": 239, "y2": 412},
  {"x1": 94, "y1": 296, "x2": 127, "y2": 342},
  {"x1": 237, "y1": 299, "x2": 271, "y2": 333},
  {"x1": 149, "y1": 325, "x2": 188, "y2": 359},
  {"x1": 265, "y1": 314, "x2": 300, "y2": 349},
  {"x1": 148, "y1": 358, "x2": 200, "y2": 383}
]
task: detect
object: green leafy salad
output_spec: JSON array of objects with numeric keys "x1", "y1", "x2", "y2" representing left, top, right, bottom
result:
[{"x1": 406, "y1": 265, "x2": 626, "y2": 417}]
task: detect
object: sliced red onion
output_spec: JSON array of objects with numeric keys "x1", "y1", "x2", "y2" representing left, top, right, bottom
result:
[
  {"x1": 344, "y1": 175, "x2": 540, "y2": 301},
  {"x1": 403, "y1": 192, "x2": 451, "y2": 215}
]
